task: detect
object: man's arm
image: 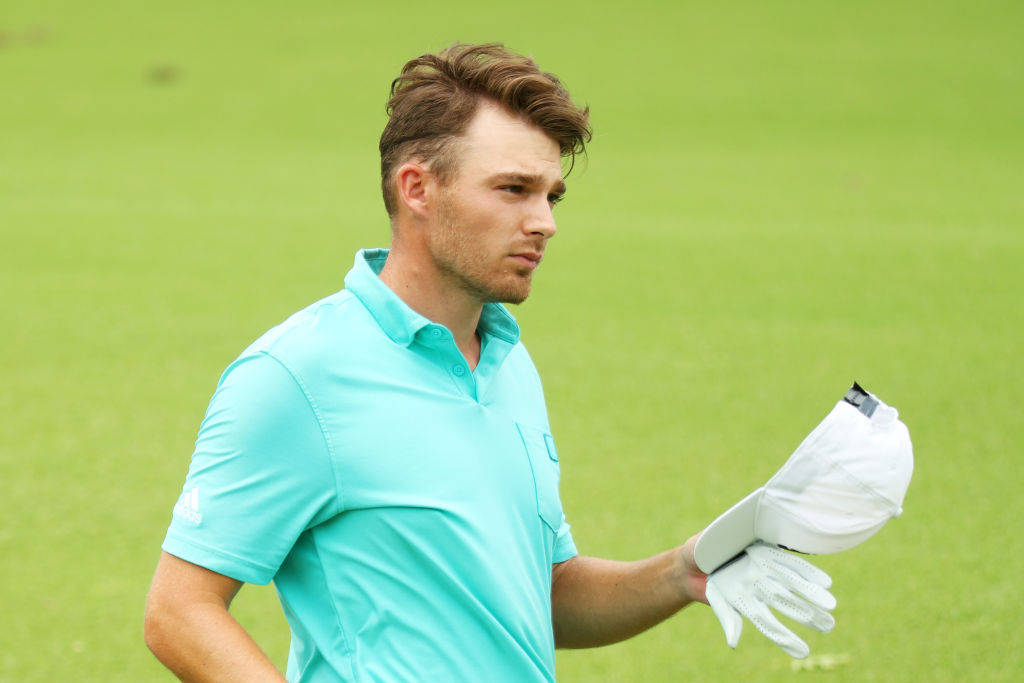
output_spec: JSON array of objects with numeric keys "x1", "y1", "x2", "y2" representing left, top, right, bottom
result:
[
  {"x1": 144, "y1": 551, "x2": 285, "y2": 682},
  {"x1": 551, "y1": 534, "x2": 707, "y2": 649}
]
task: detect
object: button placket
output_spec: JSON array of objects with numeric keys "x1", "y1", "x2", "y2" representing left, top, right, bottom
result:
[{"x1": 417, "y1": 325, "x2": 477, "y2": 398}]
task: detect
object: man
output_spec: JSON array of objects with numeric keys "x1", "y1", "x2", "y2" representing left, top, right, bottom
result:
[{"x1": 145, "y1": 43, "x2": 833, "y2": 681}]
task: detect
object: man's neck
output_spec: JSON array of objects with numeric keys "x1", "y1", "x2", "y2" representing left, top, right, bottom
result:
[{"x1": 378, "y1": 246, "x2": 484, "y2": 369}]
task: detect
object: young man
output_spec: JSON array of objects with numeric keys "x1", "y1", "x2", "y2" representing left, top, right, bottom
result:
[{"x1": 145, "y1": 43, "x2": 833, "y2": 681}]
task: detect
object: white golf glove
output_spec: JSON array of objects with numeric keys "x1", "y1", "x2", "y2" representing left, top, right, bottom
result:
[{"x1": 705, "y1": 541, "x2": 836, "y2": 659}]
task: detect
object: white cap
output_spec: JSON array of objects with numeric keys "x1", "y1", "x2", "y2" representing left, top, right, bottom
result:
[{"x1": 694, "y1": 383, "x2": 914, "y2": 574}]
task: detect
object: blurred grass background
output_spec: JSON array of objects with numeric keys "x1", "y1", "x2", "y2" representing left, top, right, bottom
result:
[{"x1": 1, "y1": 0, "x2": 1021, "y2": 680}]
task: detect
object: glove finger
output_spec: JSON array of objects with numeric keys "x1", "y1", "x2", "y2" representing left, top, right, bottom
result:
[
  {"x1": 740, "y1": 598, "x2": 811, "y2": 659},
  {"x1": 706, "y1": 580, "x2": 743, "y2": 649},
  {"x1": 764, "y1": 561, "x2": 837, "y2": 611},
  {"x1": 753, "y1": 544, "x2": 833, "y2": 589},
  {"x1": 757, "y1": 578, "x2": 836, "y2": 633}
]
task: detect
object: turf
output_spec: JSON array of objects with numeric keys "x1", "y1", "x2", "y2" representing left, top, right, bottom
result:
[{"x1": 1, "y1": 0, "x2": 1021, "y2": 680}]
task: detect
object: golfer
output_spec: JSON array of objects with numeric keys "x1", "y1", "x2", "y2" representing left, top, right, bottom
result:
[{"x1": 144, "y1": 43, "x2": 833, "y2": 681}]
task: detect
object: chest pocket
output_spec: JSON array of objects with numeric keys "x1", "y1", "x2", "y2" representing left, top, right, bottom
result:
[{"x1": 516, "y1": 423, "x2": 563, "y2": 533}]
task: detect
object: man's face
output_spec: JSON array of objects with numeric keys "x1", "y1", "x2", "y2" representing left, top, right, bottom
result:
[{"x1": 425, "y1": 102, "x2": 565, "y2": 305}]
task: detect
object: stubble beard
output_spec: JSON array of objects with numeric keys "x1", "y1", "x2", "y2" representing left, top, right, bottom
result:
[{"x1": 432, "y1": 191, "x2": 532, "y2": 305}]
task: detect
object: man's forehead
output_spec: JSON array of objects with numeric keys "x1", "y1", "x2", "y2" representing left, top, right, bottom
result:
[{"x1": 458, "y1": 103, "x2": 562, "y2": 179}]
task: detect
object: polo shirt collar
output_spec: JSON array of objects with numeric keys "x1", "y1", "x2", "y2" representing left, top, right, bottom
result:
[{"x1": 344, "y1": 248, "x2": 521, "y2": 347}]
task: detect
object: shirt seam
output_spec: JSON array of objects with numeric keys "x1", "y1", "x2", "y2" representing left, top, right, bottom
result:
[
  {"x1": 259, "y1": 350, "x2": 346, "y2": 518},
  {"x1": 309, "y1": 525, "x2": 359, "y2": 682},
  {"x1": 245, "y1": 294, "x2": 358, "y2": 365},
  {"x1": 164, "y1": 531, "x2": 276, "y2": 580}
]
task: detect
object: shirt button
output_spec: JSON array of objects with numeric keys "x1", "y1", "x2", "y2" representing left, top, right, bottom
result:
[
  {"x1": 431, "y1": 328, "x2": 443, "y2": 338},
  {"x1": 452, "y1": 365, "x2": 466, "y2": 376}
]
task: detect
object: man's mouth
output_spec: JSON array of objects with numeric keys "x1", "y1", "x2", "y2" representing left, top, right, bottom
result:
[{"x1": 510, "y1": 252, "x2": 542, "y2": 270}]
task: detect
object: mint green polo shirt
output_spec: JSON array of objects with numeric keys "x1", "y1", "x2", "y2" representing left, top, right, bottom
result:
[{"x1": 162, "y1": 248, "x2": 576, "y2": 682}]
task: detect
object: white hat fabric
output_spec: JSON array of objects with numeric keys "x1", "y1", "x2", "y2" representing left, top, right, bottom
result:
[{"x1": 694, "y1": 383, "x2": 914, "y2": 574}]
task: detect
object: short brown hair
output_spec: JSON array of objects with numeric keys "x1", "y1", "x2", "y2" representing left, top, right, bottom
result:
[{"x1": 379, "y1": 43, "x2": 591, "y2": 216}]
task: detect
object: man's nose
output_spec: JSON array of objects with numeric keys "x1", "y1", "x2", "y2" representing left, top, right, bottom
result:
[{"x1": 526, "y1": 199, "x2": 557, "y2": 239}]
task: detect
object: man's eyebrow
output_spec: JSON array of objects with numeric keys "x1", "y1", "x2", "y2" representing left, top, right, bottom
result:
[{"x1": 488, "y1": 172, "x2": 567, "y2": 196}]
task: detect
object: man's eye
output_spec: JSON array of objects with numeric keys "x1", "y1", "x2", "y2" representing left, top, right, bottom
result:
[
  {"x1": 549, "y1": 194, "x2": 565, "y2": 205},
  {"x1": 501, "y1": 185, "x2": 524, "y2": 194}
]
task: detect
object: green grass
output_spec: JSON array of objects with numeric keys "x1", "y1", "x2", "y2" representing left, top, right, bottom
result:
[{"x1": 1, "y1": 0, "x2": 1021, "y2": 680}]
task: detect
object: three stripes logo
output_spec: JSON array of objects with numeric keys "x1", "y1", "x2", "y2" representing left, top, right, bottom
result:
[{"x1": 173, "y1": 487, "x2": 203, "y2": 525}]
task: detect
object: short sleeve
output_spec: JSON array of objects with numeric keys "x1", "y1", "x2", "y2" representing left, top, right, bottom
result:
[
  {"x1": 162, "y1": 352, "x2": 339, "y2": 585},
  {"x1": 547, "y1": 428, "x2": 577, "y2": 564},
  {"x1": 553, "y1": 514, "x2": 577, "y2": 563}
]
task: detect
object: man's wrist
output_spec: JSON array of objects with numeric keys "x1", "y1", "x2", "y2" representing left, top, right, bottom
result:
[{"x1": 677, "y1": 534, "x2": 709, "y2": 605}]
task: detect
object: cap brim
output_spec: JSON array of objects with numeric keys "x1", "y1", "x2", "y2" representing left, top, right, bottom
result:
[{"x1": 694, "y1": 488, "x2": 762, "y2": 573}]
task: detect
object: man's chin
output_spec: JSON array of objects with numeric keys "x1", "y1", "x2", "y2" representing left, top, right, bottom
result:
[
  {"x1": 484, "y1": 280, "x2": 532, "y2": 305},
  {"x1": 501, "y1": 292, "x2": 529, "y2": 305},
  {"x1": 485, "y1": 291, "x2": 530, "y2": 305},
  {"x1": 466, "y1": 268, "x2": 534, "y2": 305}
]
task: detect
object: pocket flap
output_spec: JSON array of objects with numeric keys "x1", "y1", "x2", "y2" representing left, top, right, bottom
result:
[{"x1": 543, "y1": 434, "x2": 558, "y2": 462}]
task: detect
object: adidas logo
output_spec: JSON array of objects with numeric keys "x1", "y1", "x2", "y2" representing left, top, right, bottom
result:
[{"x1": 173, "y1": 487, "x2": 203, "y2": 525}]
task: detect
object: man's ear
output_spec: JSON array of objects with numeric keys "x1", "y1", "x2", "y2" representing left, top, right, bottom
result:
[{"x1": 394, "y1": 161, "x2": 432, "y2": 219}]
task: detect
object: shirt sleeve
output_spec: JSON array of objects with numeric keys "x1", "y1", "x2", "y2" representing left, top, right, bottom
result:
[
  {"x1": 544, "y1": 426, "x2": 578, "y2": 564},
  {"x1": 162, "y1": 352, "x2": 340, "y2": 585},
  {"x1": 553, "y1": 513, "x2": 578, "y2": 563}
]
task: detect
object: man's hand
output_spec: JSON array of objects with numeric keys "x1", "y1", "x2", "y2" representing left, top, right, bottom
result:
[{"x1": 705, "y1": 542, "x2": 836, "y2": 659}]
